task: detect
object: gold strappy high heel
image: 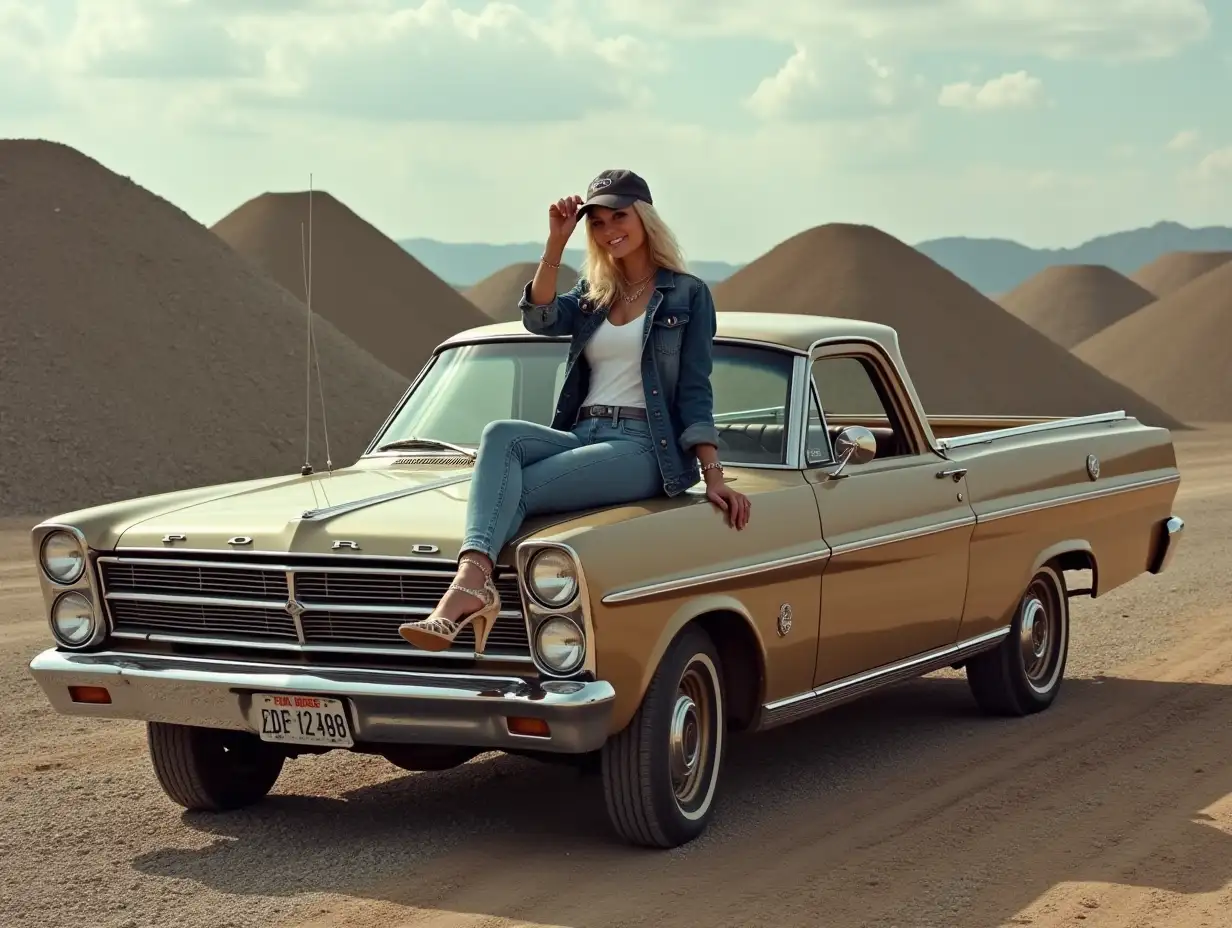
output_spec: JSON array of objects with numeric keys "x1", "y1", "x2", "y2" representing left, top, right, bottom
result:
[{"x1": 398, "y1": 556, "x2": 502, "y2": 653}]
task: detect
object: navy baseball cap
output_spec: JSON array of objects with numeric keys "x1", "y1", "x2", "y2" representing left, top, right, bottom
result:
[{"x1": 577, "y1": 169, "x2": 653, "y2": 216}]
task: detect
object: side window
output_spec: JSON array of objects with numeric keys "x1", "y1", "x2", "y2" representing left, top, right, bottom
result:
[
  {"x1": 709, "y1": 345, "x2": 794, "y2": 466},
  {"x1": 812, "y1": 355, "x2": 913, "y2": 460}
]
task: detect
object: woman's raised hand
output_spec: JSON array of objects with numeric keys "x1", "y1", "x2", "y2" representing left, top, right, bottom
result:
[{"x1": 548, "y1": 195, "x2": 584, "y2": 243}]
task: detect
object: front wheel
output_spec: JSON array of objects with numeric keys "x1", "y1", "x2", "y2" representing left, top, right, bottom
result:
[
  {"x1": 147, "y1": 722, "x2": 286, "y2": 812},
  {"x1": 967, "y1": 564, "x2": 1070, "y2": 716},
  {"x1": 600, "y1": 625, "x2": 726, "y2": 848}
]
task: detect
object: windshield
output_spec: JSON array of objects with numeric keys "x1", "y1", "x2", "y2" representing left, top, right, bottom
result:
[{"x1": 372, "y1": 338, "x2": 797, "y2": 466}]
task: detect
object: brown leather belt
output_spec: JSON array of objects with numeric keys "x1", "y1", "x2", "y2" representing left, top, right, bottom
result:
[{"x1": 576, "y1": 404, "x2": 648, "y2": 423}]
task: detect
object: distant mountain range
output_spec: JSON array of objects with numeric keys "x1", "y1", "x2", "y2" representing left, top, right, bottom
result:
[
  {"x1": 396, "y1": 238, "x2": 741, "y2": 288},
  {"x1": 399, "y1": 221, "x2": 1232, "y2": 295}
]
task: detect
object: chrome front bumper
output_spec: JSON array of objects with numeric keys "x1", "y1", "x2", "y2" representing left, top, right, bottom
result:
[
  {"x1": 1148, "y1": 514, "x2": 1185, "y2": 574},
  {"x1": 28, "y1": 648, "x2": 615, "y2": 754}
]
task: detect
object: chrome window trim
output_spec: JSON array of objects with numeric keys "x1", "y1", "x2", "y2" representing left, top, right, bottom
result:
[{"x1": 783, "y1": 354, "x2": 810, "y2": 470}]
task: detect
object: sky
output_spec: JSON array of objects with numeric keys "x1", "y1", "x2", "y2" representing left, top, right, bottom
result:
[{"x1": 1, "y1": 0, "x2": 1229, "y2": 264}]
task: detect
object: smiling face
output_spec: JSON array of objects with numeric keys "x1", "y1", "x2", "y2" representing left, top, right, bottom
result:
[{"x1": 585, "y1": 204, "x2": 647, "y2": 262}]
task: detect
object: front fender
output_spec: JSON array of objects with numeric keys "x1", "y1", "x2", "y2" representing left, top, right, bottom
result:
[{"x1": 605, "y1": 593, "x2": 766, "y2": 733}]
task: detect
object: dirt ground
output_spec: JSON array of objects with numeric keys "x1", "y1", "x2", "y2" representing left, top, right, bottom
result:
[{"x1": 2, "y1": 428, "x2": 1230, "y2": 928}]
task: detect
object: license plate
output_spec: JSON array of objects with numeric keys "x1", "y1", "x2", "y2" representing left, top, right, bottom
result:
[{"x1": 252, "y1": 693, "x2": 354, "y2": 748}]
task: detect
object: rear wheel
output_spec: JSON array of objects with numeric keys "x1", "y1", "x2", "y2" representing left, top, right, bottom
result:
[
  {"x1": 601, "y1": 625, "x2": 726, "y2": 848},
  {"x1": 147, "y1": 722, "x2": 286, "y2": 812},
  {"x1": 967, "y1": 564, "x2": 1070, "y2": 716}
]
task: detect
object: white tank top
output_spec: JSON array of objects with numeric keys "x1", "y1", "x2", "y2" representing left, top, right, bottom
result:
[{"x1": 582, "y1": 316, "x2": 646, "y2": 408}]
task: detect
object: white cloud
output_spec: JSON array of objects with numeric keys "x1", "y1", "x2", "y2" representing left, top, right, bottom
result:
[
  {"x1": 601, "y1": 0, "x2": 1212, "y2": 61},
  {"x1": 10, "y1": 0, "x2": 655, "y2": 123},
  {"x1": 746, "y1": 45, "x2": 821, "y2": 120},
  {"x1": 1196, "y1": 147, "x2": 1232, "y2": 180},
  {"x1": 938, "y1": 71, "x2": 1044, "y2": 110},
  {"x1": 1166, "y1": 129, "x2": 1201, "y2": 151},
  {"x1": 746, "y1": 45, "x2": 920, "y2": 121}
]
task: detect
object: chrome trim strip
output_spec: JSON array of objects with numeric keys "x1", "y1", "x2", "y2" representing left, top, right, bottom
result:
[
  {"x1": 601, "y1": 474, "x2": 1173, "y2": 605},
  {"x1": 602, "y1": 547, "x2": 832, "y2": 605},
  {"x1": 827, "y1": 515, "x2": 976, "y2": 557},
  {"x1": 99, "y1": 555, "x2": 475, "y2": 574},
  {"x1": 601, "y1": 515, "x2": 976, "y2": 604},
  {"x1": 107, "y1": 630, "x2": 535, "y2": 663},
  {"x1": 937, "y1": 410, "x2": 1128, "y2": 451},
  {"x1": 27, "y1": 648, "x2": 609, "y2": 753},
  {"x1": 977, "y1": 473, "x2": 1179, "y2": 524},
  {"x1": 758, "y1": 626, "x2": 1011, "y2": 730},
  {"x1": 102, "y1": 589, "x2": 523, "y2": 619},
  {"x1": 299, "y1": 473, "x2": 472, "y2": 521},
  {"x1": 105, "y1": 590, "x2": 289, "y2": 610},
  {"x1": 104, "y1": 549, "x2": 502, "y2": 568}
]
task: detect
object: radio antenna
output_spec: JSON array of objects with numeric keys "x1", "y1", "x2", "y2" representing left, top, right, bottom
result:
[{"x1": 299, "y1": 174, "x2": 334, "y2": 476}]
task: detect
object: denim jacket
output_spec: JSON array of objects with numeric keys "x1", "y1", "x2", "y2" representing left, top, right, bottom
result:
[{"x1": 518, "y1": 267, "x2": 721, "y2": 497}]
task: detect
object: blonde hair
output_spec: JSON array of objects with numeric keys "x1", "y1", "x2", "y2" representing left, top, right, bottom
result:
[{"x1": 581, "y1": 200, "x2": 688, "y2": 307}]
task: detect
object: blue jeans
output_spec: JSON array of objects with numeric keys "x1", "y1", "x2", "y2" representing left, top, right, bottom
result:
[{"x1": 460, "y1": 415, "x2": 664, "y2": 562}]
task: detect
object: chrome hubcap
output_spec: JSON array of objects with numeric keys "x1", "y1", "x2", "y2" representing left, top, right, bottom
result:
[
  {"x1": 1018, "y1": 591, "x2": 1057, "y2": 687},
  {"x1": 670, "y1": 663, "x2": 715, "y2": 809},
  {"x1": 670, "y1": 694, "x2": 700, "y2": 782}
]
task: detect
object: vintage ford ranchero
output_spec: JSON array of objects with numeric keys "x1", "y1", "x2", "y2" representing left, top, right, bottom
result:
[{"x1": 27, "y1": 312, "x2": 1185, "y2": 848}]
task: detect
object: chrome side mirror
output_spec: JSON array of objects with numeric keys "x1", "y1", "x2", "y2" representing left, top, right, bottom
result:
[{"x1": 826, "y1": 425, "x2": 877, "y2": 480}]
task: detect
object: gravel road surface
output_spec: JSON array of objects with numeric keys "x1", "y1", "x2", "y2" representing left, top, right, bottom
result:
[{"x1": 3, "y1": 427, "x2": 1230, "y2": 928}]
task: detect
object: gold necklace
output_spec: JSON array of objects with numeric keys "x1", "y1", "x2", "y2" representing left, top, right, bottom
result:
[{"x1": 621, "y1": 270, "x2": 655, "y2": 303}]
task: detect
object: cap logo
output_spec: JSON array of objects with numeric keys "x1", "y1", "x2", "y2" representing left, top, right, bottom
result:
[{"x1": 589, "y1": 177, "x2": 612, "y2": 192}]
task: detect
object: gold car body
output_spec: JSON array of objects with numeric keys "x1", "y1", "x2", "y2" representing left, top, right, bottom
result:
[{"x1": 26, "y1": 312, "x2": 1184, "y2": 753}]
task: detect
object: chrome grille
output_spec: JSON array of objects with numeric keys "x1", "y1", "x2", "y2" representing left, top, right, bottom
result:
[{"x1": 98, "y1": 555, "x2": 530, "y2": 662}]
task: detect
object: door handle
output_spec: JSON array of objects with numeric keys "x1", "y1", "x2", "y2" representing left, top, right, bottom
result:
[{"x1": 936, "y1": 467, "x2": 967, "y2": 482}]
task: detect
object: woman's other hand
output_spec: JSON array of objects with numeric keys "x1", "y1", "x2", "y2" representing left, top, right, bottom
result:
[{"x1": 706, "y1": 479, "x2": 751, "y2": 530}]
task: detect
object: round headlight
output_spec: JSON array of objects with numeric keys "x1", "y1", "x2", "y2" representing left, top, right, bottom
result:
[
  {"x1": 528, "y1": 548, "x2": 578, "y2": 607},
  {"x1": 51, "y1": 591, "x2": 97, "y2": 647},
  {"x1": 41, "y1": 530, "x2": 85, "y2": 584},
  {"x1": 534, "y1": 615, "x2": 585, "y2": 675}
]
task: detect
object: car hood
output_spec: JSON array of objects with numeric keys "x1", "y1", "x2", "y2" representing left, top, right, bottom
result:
[{"x1": 107, "y1": 461, "x2": 631, "y2": 561}]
